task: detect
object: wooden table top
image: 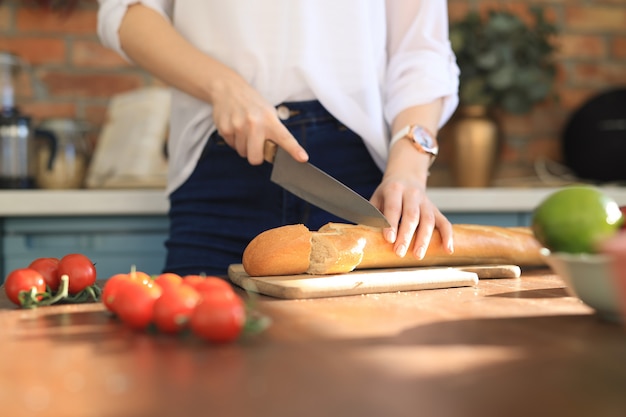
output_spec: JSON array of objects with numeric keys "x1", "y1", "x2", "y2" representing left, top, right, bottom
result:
[{"x1": 1, "y1": 268, "x2": 625, "y2": 417}]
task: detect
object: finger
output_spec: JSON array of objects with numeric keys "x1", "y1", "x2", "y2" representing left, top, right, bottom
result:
[
  {"x1": 370, "y1": 189, "x2": 394, "y2": 244},
  {"x1": 393, "y1": 190, "x2": 421, "y2": 257},
  {"x1": 375, "y1": 185, "x2": 402, "y2": 244},
  {"x1": 411, "y1": 210, "x2": 436, "y2": 259},
  {"x1": 269, "y1": 122, "x2": 309, "y2": 162},
  {"x1": 434, "y1": 211, "x2": 454, "y2": 254},
  {"x1": 245, "y1": 122, "x2": 267, "y2": 165},
  {"x1": 232, "y1": 130, "x2": 248, "y2": 159}
]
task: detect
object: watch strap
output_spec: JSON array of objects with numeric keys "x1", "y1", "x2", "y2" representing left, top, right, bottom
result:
[{"x1": 389, "y1": 125, "x2": 412, "y2": 148}]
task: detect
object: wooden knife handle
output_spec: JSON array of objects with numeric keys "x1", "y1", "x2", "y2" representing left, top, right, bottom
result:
[{"x1": 264, "y1": 141, "x2": 278, "y2": 164}]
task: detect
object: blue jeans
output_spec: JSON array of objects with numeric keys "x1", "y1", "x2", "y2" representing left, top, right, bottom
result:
[{"x1": 164, "y1": 100, "x2": 383, "y2": 276}]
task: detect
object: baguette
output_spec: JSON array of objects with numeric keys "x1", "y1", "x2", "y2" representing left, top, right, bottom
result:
[{"x1": 242, "y1": 222, "x2": 546, "y2": 277}]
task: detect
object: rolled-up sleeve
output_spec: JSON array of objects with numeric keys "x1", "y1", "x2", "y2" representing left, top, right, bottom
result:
[
  {"x1": 97, "y1": 0, "x2": 173, "y2": 62},
  {"x1": 384, "y1": 0, "x2": 460, "y2": 128}
]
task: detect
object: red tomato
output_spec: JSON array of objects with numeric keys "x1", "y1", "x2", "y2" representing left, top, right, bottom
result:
[
  {"x1": 114, "y1": 280, "x2": 162, "y2": 330},
  {"x1": 190, "y1": 292, "x2": 246, "y2": 343},
  {"x1": 57, "y1": 253, "x2": 97, "y2": 294},
  {"x1": 101, "y1": 273, "x2": 132, "y2": 313},
  {"x1": 28, "y1": 257, "x2": 60, "y2": 292},
  {"x1": 4, "y1": 268, "x2": 46, "y2": 306},
  {"x1": 154, "y1": 272, "x2": 183, "y2": 293},
  {"x1": 189, "y1": 276, "x2": 235, "y2": 298},
  {"x1": 153, "y1": 284, "x2": 201, "y2": 334},
  {"x1": 102, "y1": 269, "x2": 153, "y2": 313},
  {"x1": 127, "y1": 270, "x2": 152, "y2": 285},
  {"x1": 181, "y1": 275, "x2": 205, "y2": 291}
]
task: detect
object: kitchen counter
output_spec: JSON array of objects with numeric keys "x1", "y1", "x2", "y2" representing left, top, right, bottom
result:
[
  {"x1": 2, "y1": 186, "x2": 626, "y2": 216},
  {"x1": 1, "y1": 269, "x2": 625, "y2": 417}
]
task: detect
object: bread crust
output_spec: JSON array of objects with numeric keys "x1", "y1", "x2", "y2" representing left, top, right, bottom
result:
[
  {"x1": 319, "y1": 223, "x2": 544, "y2": 270},
  {"x1": 242, "y1": 222, "x2": 545, "y2": 276},
  {"x1": 242, "y1": 224, "x2": 311, "y2": 276}
]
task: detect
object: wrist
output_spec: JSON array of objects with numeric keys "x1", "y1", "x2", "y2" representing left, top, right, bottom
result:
[
  {"x1": 387, "y1": 140, "x2": 431, "y2": 183},
  {"x1": 389, "y1": 124, "x2": 439, "y2": 166}
]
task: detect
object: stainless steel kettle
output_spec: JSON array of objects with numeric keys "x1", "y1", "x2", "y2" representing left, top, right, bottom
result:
[
  {"x1": 0, "y1": 51, "x2": 35, "y2": 189},
  {"x1": 34, "y1": 118, "x2": 92, "y2": 189}
]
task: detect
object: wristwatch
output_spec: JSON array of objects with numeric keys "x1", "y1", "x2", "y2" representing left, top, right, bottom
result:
[{"x1": 389, "y1": 124, "x2": 439, "y2": 166}]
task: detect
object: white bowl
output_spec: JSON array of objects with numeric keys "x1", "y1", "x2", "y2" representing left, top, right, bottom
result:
[{"x1": 541, "y1": 248, "x2": 623, "y2": 323}]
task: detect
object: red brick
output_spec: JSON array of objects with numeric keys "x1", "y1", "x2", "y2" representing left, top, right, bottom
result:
[
  {"x1": 528, "y1": 137, "x2": 563, "y2": 162},
  {"x1": 40, "y1": 71, "x2": 145, "y2": 98},
  {"x1": 0, "y1": 3, "x2": 11, "y2": 31},
  {"x1": 500, "y1": 114, "x2": 532, "y2": 136},
  {"x1": 447, "y1": 2, "x2": 471, "y2": 23},
  {"x1": 72, "y1": 40, "x2": 130, "y2": 68},
  {"x1": 566, "y1": 5, "x2": 626, "y2": 31},
  {"x1": 83, "y1": 103, "x2": 110, "y2": 126},
  {"x1": 557, "y1": 87, "x2": 601, "y2": 111},
  {"x1": 612, "y1": 36, "x2": 626, "y2": 59},
  {"x1": 497, "y1": 138, "x2": 522, "y2": 164},
  {"x1": 18, "y1": 101, "x2": 77, "y2": 123},
  {"x1": 570, "y1": 62, "x2": 626, "y2": 85},
  {"x1": 16, "y1": 7, "x2": 97, "y2": 35},
  {"x1": 13, "y1": 71, "x2": 34, "y2": 103},
  {"x1": 556, "y1": 34, "x2": 607, "y2": 59},
  {"x1": 0, "y1": 37, "x2": 66, "y2": 65}
]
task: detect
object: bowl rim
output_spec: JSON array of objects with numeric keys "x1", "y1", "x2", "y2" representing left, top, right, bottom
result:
[{"x1": 540, "y1": 247, "x2": 610, "y2": 263}]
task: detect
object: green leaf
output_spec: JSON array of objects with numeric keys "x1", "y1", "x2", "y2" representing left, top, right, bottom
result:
[
  {"x1": 450, "y1": 5, "x2": 557, "y2": 114},
  {"x1": 488, "y1": 66, "x2": 515, "y2": 90}
]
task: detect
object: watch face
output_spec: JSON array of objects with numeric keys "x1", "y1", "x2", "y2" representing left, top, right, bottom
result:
[{"x1": 411, "y1": 126, "x2": 438, "y2": 155}]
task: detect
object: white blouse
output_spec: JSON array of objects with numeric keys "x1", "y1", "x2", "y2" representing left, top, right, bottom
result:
[{"x1": 97, "y1": 0, "x2": 460, "y2": 195}]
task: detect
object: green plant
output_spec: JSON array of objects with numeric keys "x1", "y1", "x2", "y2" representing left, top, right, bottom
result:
[{"x1": 450, "y1": 7, "x2": 558, "y2": 114}]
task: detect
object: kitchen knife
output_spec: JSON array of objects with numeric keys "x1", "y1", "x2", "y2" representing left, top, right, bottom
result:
[{"x1": 264, "y1": 142, "x2": 390, "y2": 229}]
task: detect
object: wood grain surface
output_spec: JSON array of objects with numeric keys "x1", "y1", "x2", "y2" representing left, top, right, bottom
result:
[{"x1": 1, "y1": 268, "x2": 625, "y2": 417}]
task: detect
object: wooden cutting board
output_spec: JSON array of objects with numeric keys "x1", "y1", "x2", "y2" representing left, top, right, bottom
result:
[{"x1": 227, "y1": 264, "x2": 521, "y2": 299}]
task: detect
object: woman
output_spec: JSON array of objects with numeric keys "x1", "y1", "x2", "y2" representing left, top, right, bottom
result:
[{"x1": 97, "y1": 1, "x2": 460, "y2": 276}]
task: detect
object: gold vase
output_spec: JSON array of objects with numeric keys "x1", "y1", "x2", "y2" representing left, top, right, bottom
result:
[{"x1": 451, "y1": 105, "x2": 500, "y2": 188}]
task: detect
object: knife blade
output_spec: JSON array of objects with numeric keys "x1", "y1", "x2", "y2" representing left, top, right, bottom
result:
[{"x1": 264, "y1": 142, "x2": 390, "y2": 228}]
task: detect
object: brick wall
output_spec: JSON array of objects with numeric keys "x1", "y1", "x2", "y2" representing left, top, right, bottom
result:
[
  {"x1": 0, "y1": 0, "x2": 156, "y2": 128},
  {"x1": 1, "y1": 0, "x2": 625, "y2": 186}
]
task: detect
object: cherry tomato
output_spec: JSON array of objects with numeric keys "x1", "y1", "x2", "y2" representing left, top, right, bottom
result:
[
  {"x1": 101, "y1": 273, "x2": 131, "y2": 313},
  {"x1": 190, "y1": 292, "x2": 246, "y2": 343},
  {"x1": 181, "y1": 275, "x2": 205, "y2": 291},
  {"x1": 155, "y1": 272, "x2": 183, "y2": 293},
  {"x1": 57, "y1": 253, "x2": 97, "y2": 294},
  {"x1": 114, "y1": 280, "x2": 162, "y2": 330},
  {"x1": 4, "y1": 268, "x2": 46, "y2": 306},
  {"x1": 28, "y1": 257, "x2": 60, "y2": 292},
  {"x1": 188, "y1": 276, "x2": 235, "y2": 298},
  {"x1": 127, "y1": 270, "x2": 152, "y2": 285},
  {"x1": 153, "y1": 284, "x2": 201, "y2": 334},
  {"x1": 102, "y1": 269, "x2": 153, "y2": 313}
]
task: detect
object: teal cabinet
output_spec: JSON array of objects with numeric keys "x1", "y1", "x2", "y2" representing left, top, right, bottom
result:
[
  {"x1": 444, "y1": 212, "x2": 531, "y2": 227},
  {"x1": 0, "y1": 211, "x2": 533, "y2": 284},
  {"x1": 1, "y1": 216, "x2": 168, "y2": 283}
]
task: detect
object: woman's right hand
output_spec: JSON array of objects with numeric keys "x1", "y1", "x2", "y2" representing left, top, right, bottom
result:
[
  {"x1": 210, "y1": 73, "x2": 309, "y2": 166},
  {"x1": 116, "y1": 4, "x2": 308, "y2": 166}
]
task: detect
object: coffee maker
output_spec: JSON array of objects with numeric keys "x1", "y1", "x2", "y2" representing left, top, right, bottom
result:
[{"x1": 0, "y1": 51, "x2": 35, "y2": 188}]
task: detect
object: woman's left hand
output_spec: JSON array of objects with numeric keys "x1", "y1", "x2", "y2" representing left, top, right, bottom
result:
[{"x1": 370, "y1": 142, "x2": 453, "y2": 259}]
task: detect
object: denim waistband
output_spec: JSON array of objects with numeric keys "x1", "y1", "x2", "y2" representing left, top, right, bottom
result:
[{"x1": 275, "y1": 100, "x2": 337, "y2": 126}]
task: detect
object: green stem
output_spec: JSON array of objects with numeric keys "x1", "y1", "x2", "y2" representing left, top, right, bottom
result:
[
  {"x1": 36, "y1": 275, "x2": 70, "y2": 307},
  {"x1": 18, "y1": 286, "x2": 40, "y2": 309}
]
